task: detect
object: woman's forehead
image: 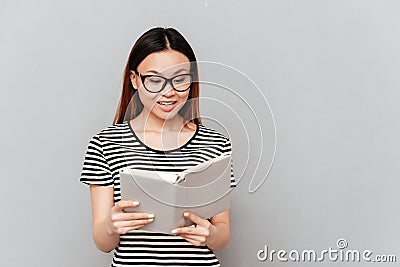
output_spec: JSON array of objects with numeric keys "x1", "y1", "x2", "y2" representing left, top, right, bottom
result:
[{"x1": 138, "y1": 50, "x2": 191, "y2": 75}]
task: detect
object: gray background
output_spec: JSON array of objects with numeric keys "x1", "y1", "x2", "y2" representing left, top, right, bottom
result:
[{"x1": 1, "y1": 0, "x2": 399, "y2": 266}]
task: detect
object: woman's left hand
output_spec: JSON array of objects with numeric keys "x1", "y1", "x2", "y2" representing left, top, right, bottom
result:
[{"x1": 171, "y1": 212, "x2": 216, "y2": 247}]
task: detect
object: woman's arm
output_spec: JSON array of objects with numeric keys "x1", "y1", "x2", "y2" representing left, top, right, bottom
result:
[
  {"x1": 89, "y1": 185, "x2": 154, "y2": 253},
  {"x1": 171, "y1": 209, "x2": 231, "y2": 251},
  {"x1": 90, "y1": 185, "x2": 120, "y2": 252},
  {"x1": 208, "y1": 209, "x2": 230, "y2": 250}
]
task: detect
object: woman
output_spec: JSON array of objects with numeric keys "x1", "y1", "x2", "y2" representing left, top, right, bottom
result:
[{"x1": 80, "y1": 27, "x2": 236, "y2": 266}]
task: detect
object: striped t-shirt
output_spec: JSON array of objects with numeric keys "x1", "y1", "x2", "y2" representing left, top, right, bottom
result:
[{"x1": 80, "y1": 120, "x2": 236, "y2": 267}]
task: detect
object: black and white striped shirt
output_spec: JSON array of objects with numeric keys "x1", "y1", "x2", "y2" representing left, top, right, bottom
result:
[{"x1": 80, "y1": 120, "x2": 236, "y2": 267}]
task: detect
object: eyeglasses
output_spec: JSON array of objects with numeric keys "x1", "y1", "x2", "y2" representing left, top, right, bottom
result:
[{"x1": 135, "y1": 71, "x2": 193, "y2": 93}]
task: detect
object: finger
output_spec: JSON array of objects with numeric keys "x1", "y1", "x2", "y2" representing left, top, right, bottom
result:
[
  {"x1": 171, "y1": 226, "x2": 205, "y2": 236},
  {"x1": 180, "y1": 234, "x2": 207, "y2": 243},
  {"x1": 178, "y1": 235, "x2": 206, "y2": 246},
  {"x1": 129, "y1": 212, "x2": 155, "y2": 220},
  {"x1": 183, "y1": 211, "x2": 208, "y2": 226},
  {"x1": 115, "y1": 200, "x2": 140, "y2": 211},
  {"x1": 112, "y1": 212, "x2": 154, "y2": 221},
  {"x1": 114, "y1": 218, "x2": 154, "y2": 228},
  {"x1": 119, "y1": 224, "x2": 148, "y2": 234}
]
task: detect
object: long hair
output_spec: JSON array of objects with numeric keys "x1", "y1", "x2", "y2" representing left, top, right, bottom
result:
[{"x1": 113, "y1": 27, "x2": 202, "y2": 126}]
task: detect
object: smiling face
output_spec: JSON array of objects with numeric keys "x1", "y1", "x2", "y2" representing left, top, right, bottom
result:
[{"x1": 130, "y1": 49, "x2": 192, "y2": 123}]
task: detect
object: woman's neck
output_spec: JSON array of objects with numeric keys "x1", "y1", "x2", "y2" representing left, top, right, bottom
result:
[{"x1": 134, "y1": 110, "x2": 185, "y2": 132}]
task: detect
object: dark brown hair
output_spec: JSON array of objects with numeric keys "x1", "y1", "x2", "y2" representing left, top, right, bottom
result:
[{"x1": 113, "y1": 27, "x2": 202, "y2": 126}]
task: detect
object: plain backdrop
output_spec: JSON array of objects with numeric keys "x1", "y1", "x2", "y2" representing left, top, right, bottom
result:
[{"x1": 1, "y1": 1, "x2": 399, "y2": 266}]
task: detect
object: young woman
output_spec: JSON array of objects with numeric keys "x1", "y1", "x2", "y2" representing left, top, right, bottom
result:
[{"x1": 80, "y1": 27, "x2": 236, "y2": 267}]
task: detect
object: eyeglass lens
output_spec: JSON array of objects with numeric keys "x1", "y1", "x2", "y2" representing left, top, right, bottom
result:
[{"x1": 143, "y1": 74, "x2": 192, "y2": 92}]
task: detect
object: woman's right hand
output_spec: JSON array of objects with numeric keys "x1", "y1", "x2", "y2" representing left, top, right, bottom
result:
[{"x1": 105, "y1": 200, "x2": 154, "y2": 235}]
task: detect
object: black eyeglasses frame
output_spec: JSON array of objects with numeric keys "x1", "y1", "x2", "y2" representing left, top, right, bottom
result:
[{"x1": 134, "y1": 70, "x2": 194, "y2": 93}]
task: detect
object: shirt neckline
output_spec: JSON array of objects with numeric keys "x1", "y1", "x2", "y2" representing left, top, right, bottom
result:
[{"x1": 126, "y1": 120, "x2": 200, "y2": 153}]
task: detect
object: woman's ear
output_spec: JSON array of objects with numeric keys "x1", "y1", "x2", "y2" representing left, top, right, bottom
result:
[{"x1": 130, "y1": 70, "x2": 138, "y2": 89}]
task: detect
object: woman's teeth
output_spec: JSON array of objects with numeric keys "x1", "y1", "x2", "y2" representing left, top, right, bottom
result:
[{"x1": 158, "y1": 101, "x2": 176, "y2": 106}]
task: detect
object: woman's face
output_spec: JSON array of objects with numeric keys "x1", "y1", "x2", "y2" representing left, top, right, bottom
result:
[{"x1": 130, "y1": 50, "x2": 192, "y2": 122}]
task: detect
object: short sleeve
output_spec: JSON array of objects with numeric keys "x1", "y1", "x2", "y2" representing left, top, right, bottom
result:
[
  {"x1": 79, "y1": 134, "x2": 114, "y2": 187},
  {"x1": 223, "y1": 137, "x2": 237, "y2": 188}
]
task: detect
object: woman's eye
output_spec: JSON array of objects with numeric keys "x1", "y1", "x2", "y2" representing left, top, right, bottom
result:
[
  {"x1": 174, "y1": 76, "x2": 190, "y2": 83},
  {"x1": 149, "y1": 78, "x2": 162, "y2": 83}
]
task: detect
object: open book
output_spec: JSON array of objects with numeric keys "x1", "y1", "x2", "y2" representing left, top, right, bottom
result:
[{"x1": 119, "y1": 154, "x2": 232, "y2": 233}]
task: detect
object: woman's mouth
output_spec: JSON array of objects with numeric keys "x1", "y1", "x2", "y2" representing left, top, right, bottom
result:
[{"x1": 156, "y1": 101, "x2": 178, "y2": 111}]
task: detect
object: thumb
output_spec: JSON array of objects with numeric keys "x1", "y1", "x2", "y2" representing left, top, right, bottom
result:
[{"x1": 184, "y1": 211, "x2": 207, "y2": 226}]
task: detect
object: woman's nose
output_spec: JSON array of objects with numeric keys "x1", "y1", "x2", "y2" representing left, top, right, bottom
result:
[{"x1": 160, "y1": 82, "x2": 176, "y2": 96}]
